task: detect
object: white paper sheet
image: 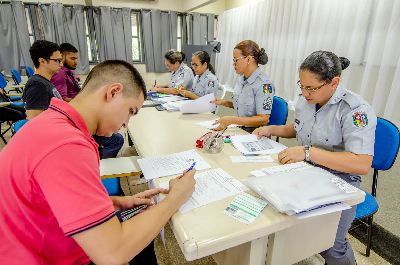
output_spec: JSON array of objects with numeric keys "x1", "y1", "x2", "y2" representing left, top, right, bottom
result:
[
  {"x1": 295, "y1": 202, "x2": 351, "y2": 219},
  {"x1": 157, "y1": 95, "x2": 187, "y2": 103},
  {"x1": 99, "y1": 157, "x2": 139, "y2": 176},
  {"x1": 159, "y1": 168, "x2": 248, "y2": 213},
  {"x1": 225, "y1": 193, "x2": 268, "y2": 224},
  {"x1": 196, "y1": 120, "x2": 239, "y2": 130},
  {"x1": 230, "y1": 135, "x2": 287, "y2": 155},
  {"x1": 250, "y1": 161, "x2": 312, "y2": 177},
  {"x1": 180, "y1": 93, "x2": 216, "y2": 113},
  {"x1": 137, "y1": 149, "x2": 211, "y2": 180},
  {"x1": 231, "y1": 155, "x2": 274, "y2": 163},
  {"x1": 163, "y1": 100, "x2": 193, "y2": 111}
]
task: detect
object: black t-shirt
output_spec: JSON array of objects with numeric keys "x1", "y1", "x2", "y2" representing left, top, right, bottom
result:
[{"x1": 22, "y1": 74, "x2": 62, "y2": 110}]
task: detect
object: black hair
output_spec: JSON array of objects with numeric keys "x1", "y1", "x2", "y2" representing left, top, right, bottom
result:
[
  {"x1": 300, "y1": 51, "x2": 350, "y2": 81},
  {"x1": 59, "y1": 43, "x2": 78, "y2": 54},
  {"x1": 192, "y1": 50, "x2": 215, "y2": 74},
  {"x1": 164, "y1": 50, "x2": 185, "y2": 64},
  {"x1": 234, "y1": 40, "x2": 268, "y2": 65},
  {"x1": 29, "y1": 40, "x2": 60, "y2": 68},
  {"x1": 82, "y1": 60, "x2": 147, "y2": 100}
]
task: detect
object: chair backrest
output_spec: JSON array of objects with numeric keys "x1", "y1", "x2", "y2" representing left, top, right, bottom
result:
[
  {"x1": 11, "y1": 119, "x2": 29, "y2": 135},
  {"x1": 372, "y1": 117, "x2": 400, "y2": 170},
  {"x1": 0, "y1": 72, "x2": 7, "y2": 89},
  {"x1": 25, "y1": 66, "x2": 34, "y2": 78},
  {"x1": 10, "y1": 68, "x2": 22, "y2": 85},
  {"x1": 268, "y1": 96, "x2": 288, "y2": 126}
]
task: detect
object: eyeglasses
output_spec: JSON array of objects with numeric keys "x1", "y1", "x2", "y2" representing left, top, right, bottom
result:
[
  {"x1": 297, "y1": 80, "x2": 329, "y2": 93},
  {"x1": 191, "y1": 63, "x2": 201, "y2": 68},
  {"x1": 233, "y1": 56, "x2": 248, "y2": 64},
  {"x1": 48, "y1": 58, "x2": 62, "y2": 64}
]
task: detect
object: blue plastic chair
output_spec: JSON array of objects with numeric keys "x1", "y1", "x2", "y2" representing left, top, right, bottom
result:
[
  {"x1": 10, "y1": 68, "x2": 22, "y2": 85},
  {"x1": 11, "y1": 119, "x2": 29, "y2": 135},
  {"x1": 102, "y1": 178, "x2": 123, "y2": 196},
  {"x1": 354, "y1": 117, "x2": 400, "y2": 256},
  {"x1": 25, "y1": 66, "x2": 34, "y2": 78},
  {"x1": 267, "y1": 96, "x2": 288, "y2": 142},
  {"x1": 0, "y1": 73, "x2": 23, "y2": 102}
]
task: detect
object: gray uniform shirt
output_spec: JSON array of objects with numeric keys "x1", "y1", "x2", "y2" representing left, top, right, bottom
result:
[
  {"x1": 169, "y1": 63, "x2": 194, "y2": 89},
  {"x1": 188, "y1": 69, "x2": 218, "y2": 97},
  {"x1": 294, "y1": 85, "x2": 377, "y2": 181},
  {"x1": 232, "y1": 67, "x2": 275, "y2": 117}
]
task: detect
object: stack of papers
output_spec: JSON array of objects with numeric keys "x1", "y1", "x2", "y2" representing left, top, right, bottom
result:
[
  {"x1": 231, "y1": 155, "x2": 274, "y2": 163},
  {"x1": 162, "y1": 100, "x2": 193, "y2": 111},
  {"x1": 137, "y1": 149, "x2": 211, "y2": 180},
  {"x1": 230, "y1": 135, "x2": 286, "y2": 155},
  {"x1": 246, "y1": 163, "x2": 360, "y2": 216},
  {"x1": 157, "y1": 95, "x2": 187, "y2": 103},
  {"x1": 180, "y1": 93, "x2": 216, "y2": 114},
  {"x1": 159, "y1": 168, "x2": 247, "y2": 213},
  {"x1": 196, "y1": 120, "x2": 239, "y2": 130}
]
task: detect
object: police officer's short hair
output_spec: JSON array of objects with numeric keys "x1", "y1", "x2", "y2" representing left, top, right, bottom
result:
[
  {"x1": 29, "y1": 40, "x2": 60, "y2": 68},
  {"x1": 300, "y1": 51, "x2": 350, "y2": 81},
  {"x1": 165, "y1": 50, "x2": 185, "y2": 64},
  {"x1": 59, "y1": 43, "x2": 78, "y2": 54},
  {"x1": 81, "y1": 60, "x2": 146, "y2": 99},
  {"x1": 234, "y1": 40, "x2": 268, "y2": 65}
]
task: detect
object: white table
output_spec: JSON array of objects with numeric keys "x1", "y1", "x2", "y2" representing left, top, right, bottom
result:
[{"x1": 128, "y1": 107, "x2": 365, "y2": 265}]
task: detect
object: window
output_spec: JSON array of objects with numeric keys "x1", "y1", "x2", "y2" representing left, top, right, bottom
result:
[
  {"x1": 25, "y1": 7, "x2": 35, "y2": 45},
  {"x1": 84, "y1": 10, "x2": 98, "y2": 64},
  {"x1": 131, "y1": 12, "x2": 143, "y2": 63},
  {"x1": 177, "y1": 15, "x2": 183, "y2": 51}
]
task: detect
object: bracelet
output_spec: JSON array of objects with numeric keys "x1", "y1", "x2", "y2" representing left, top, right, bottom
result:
[{"x1": 304, "y1": 145, "x2": 311, "y2": 162}]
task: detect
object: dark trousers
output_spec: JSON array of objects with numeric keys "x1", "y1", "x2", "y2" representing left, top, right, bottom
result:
[{"x1": 93, "y1": 133, "x2": 124, "y2": 159}]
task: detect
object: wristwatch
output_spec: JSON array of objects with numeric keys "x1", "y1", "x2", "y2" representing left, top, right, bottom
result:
[{"x1": 304, "y1": 145, "x2": 311, "y2": 162}]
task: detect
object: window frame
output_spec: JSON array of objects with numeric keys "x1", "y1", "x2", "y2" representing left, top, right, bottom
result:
[{"x1": 131, "y1": 10, "x2": 144, "y2": 64}]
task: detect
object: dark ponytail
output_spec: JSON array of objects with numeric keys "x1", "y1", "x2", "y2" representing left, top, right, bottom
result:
[
  {"x1": 300, "y1": 51, "x2": 350, "y2": 81},
  {"x1": 193, "y1": 50, "x2": 215, "y2": 74},
  {"x1": 165, "y1": 50, "x2": 185, "y2": 64},
  {"x1": 234, "y1": 40, "x2": 268, "y2": 65}
]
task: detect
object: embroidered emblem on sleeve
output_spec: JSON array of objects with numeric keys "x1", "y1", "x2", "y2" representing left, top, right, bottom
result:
[
  {"x1": 263, "y1": 97, "x2": 273, "y2": 111},
  {"x1": 208, "y1": 81, "x2": 214, "y2": 88},
  {"x1": 352, "y1": 112, "x2": 368, "y2": 127},
  {"x1": 262, "y1": 84, "x2": 273, "y2": 94},
  {"x1": 179, "y1": 72, "x2": 184, "y2": 78}
]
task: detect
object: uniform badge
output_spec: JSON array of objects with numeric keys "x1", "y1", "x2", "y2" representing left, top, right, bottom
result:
[
  {"x1": 208, "y1": 81, "x2": 214, "y2": 87},
  {"x1": 352, "y1": 111, "x2": 368, "y2": 127},
  {"x1": 262, "y1": 84, "x2": 273, "y2": 94},
  {"x1": 263, "y1": 97, "x2": 273, "y2": 111},
  {"x1": 179, "y1": 72, "x2": 184, "y2": 78}
]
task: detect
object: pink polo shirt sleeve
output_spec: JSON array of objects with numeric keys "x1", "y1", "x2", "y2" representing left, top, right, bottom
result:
[{"x1": 34, "y1": 139, "x2": 115, "y2": 236}]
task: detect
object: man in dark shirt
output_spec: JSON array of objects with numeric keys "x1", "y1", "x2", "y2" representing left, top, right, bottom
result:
[{"x1": 22, "y1": 40, "x2": 62, "y2": 120}]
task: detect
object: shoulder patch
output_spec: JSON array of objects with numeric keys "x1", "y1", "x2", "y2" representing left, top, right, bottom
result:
[
  {"x1": 352, "y1": 111, "x2": 368, "y2": 127},
  {"x1": 262, "y1": 83, "x2": 273, "y2": 94},
  {"x1": 208, "y1": 80, "x2": 215, "y2": 88},
  {"x1": 263, "y1": 97, "x2": 273, "y2": 111}
]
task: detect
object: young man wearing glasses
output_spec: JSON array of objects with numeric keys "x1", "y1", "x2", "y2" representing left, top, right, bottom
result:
[{"x1": 22, "y1": 40, "x2": 63, "y2": 120}]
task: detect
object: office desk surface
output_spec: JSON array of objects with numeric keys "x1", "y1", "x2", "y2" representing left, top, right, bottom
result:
[{"x1": 128, "y1": 107, "x2": 365, "y2": 264}]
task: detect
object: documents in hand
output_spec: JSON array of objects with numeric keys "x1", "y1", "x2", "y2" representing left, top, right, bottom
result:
[
  {"x1": 137, "y1": 149, "x2": 211, "y2": 180},
  {"x1": 159, "y1": 168, "x2": 248, "y2": 213},
  {"x1": 246, "y1": 163, "x2": 361, "y2": 216},
  {"x1": 230, "y1": 135, "x2": 286, "y2": 155},
  {"x1": 196, "y1": 120, "x2": 238, "y2": 130},
  {"x1": 180, "y1": 93, "x2": 216, "y2": 113},
  {"x1": 225, "y1": 193, "x2": 268, "y2": 224},
  {"x1": 100, "y1": 157, "x2": 140, "y2": 177}
]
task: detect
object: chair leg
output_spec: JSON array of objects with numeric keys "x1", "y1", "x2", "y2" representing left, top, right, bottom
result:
[{"x1": 366, "y1": 216, "x2": 374, "y2": 257}]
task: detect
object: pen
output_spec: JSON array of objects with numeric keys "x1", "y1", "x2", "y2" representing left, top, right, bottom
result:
[
  {"x1": 154, "y1": 80, "x2": 157, "y2": 87},
  {"x1": 187, "y1": 162, "x2": 196, "y2": 171}
]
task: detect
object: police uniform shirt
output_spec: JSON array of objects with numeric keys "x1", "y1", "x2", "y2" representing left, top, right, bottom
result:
[
  {"x1": 188, "y1": 69, "x2": 218, "y2": 97},
  {"x1": 294, "y1": 85, "x2": 377, "y2": 181},
  {"x1": 232, "y1": 67, "x2": 275, "y2": 117},
  {"x1": 169, "y1": 63, "x2": 194, "y2": 89}
]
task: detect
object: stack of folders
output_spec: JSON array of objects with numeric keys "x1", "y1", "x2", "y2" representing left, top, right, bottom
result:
[{"x1": 246, "y1": 162, "x2": 360, "y2": 215}]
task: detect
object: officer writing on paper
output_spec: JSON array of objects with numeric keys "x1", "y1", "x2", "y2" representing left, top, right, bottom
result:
[
  {"x1": 211, "y1": 40, "x2": 276, "y2": 132},
  {"x1": 150, "y1": 50, "x2": 194, "y2": 94},
  {"x1": 254, "y1": 51, "x2": 377, "y2": 265},
  {"x1": 177, "y1": 50, "x2": 218, "y2": 99},
  {"x1": 0, "y1": 60, "x2": 196, "y2": 265}
]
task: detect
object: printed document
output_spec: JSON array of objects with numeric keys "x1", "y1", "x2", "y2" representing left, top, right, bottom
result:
[
  {"x1": 230, "y1": 134, "x2": 286, "y2": 155},
  {"x1": 137, "y1": 149, "x2": 211, "y2": 180},
  {"x1": 159, "y1": 168, "x2": 247, "y2": 213},
  {"x1": 180, "y1": 93, "x2": 216, "y2": 113}
]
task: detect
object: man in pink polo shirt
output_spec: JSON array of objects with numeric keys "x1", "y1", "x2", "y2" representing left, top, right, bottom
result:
[{"x1": 0, "y1": 60, "x2": 196, "y2": 264}]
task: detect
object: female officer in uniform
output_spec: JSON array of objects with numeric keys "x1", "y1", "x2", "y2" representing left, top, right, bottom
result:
[
  {"x1": 212, "y1": 40, "x2": 275, "y2": 132},
  {"x1": 254, "y1": 51, "x2": 377, "y2": 265},
  {"x1": 177, "y1": 50, "x2": 218, "y2": 99},
  {"x1": 151, "y1": 50, "x2": 194, "y2": 95}
]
